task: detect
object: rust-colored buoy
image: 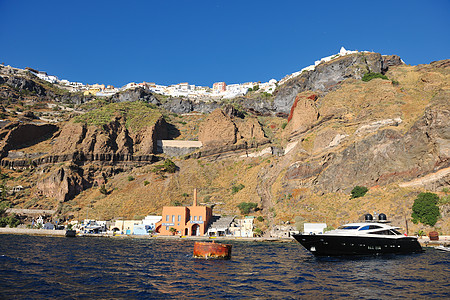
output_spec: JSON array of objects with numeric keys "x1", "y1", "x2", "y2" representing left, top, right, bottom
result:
[
  {"x1": 429, "y1": 231, "x2": 439, "y2": 241},
  {"x1": 193, "y1": 241, "x2": 232, "y2": 259}
]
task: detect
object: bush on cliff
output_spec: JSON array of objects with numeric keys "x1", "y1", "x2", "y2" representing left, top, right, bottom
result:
[
  {"x1": 163, "y1": 159, "x2": 177, "y2": 173},
  {"x1": 0, "y1": 215, "x2": 20, "y2": 228},
  {"x1": 237, "y1": 202, "x2": 258, "y2": 215},
  {"x1": 350, "y1": 186, "x2": 368, "y2": 199},
  {"x1": 362, "y1": 72, "x2": 388, "y2": 82},
  {"x1": 411, "y1": 192, "x2": 440, "y2": 226}
]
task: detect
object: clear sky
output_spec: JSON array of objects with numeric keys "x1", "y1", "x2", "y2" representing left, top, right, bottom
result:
[{"x1": 1, "y1": 0, "x2": 449, "y2": 88}]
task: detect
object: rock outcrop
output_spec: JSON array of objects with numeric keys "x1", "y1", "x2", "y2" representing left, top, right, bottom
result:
[
  {"x1": 0, "y1": 122, "x2": 58, "y2": 159},
  {"x1": 52, "y1": 115, "x2": 168, "y2": 160},
  {"x1": 110, "y1": 87, "x2": 159, "y2": 105},
  {"x1": 198, "y1": 109, "x2": 238, "y2": 147},
  {"x1": 198, "y1": 108, "x2": 268, "y2": 149},
  {"x1": 273, "y1": 52, "x2": 404, "y2": 114},
  {"x1": 284, "y1": 92, "x2": 320, "y2": 138},
  {"x1": 37, "y1": 164, "x2": 89, "y2": 202},
  {"x1": 309, "y1": 106, "x2": 449, "y2": 192}
]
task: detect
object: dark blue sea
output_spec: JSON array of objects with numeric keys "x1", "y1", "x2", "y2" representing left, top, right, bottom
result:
[{"x1": 0, "y1": 235, "x2": 448, "y2": 299}]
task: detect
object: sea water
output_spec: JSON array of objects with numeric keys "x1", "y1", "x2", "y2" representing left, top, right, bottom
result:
[{"x1": 0, "y1": 235, "x2": 448, "y2": 299}]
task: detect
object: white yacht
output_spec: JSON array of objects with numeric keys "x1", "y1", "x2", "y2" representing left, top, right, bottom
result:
[{"x1": 293, "y1": 214, "x2": 423, "y2": 256}]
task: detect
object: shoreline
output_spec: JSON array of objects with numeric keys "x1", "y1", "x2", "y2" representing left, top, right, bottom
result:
[
  {"x1": 1, "y1": 228, "x2": 449, "y2": 246},
  {"x1": 0, "y1": 227, "x2": 292, "y2": 242}
]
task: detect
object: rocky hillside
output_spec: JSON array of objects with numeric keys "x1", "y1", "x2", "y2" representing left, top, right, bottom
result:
[{"x1": 0, "y1": 54, "x2": 448, "y2": 235}]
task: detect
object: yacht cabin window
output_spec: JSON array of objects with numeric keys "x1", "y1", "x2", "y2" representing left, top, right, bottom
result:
[{"x1": 338, "y1": 225, "x2": 360, "y2": 230}]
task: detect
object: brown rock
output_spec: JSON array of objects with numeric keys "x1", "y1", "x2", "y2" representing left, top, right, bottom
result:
[
  {"x1": 198, "y1": 109, "x2": 237, "y2": 147},
  {"x1": 284, "y1": 92, "x2": 319, "y2": 137},
  {"x1": 37, "y1": 164, "x2": 87, "y2": 202},
  {"x1": 235, "y1": 117, "x2": 266, "y2": 141}
]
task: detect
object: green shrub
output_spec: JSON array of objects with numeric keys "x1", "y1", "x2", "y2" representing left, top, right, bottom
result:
[
  {"x1": 164, "y1": 159, "x2": 177, "y2": 173},
  {"x1": 350, "y1": 186, "x2": 368, "y2": 199},
  {"x1": 362, "y1": 72, "x2": 388, "y2": 82},
  {"x1": 257, "y1": 216, "x2": 264, "y2": 222},
  {"x1": 412, "y1": 192, "x2": 440, "y2": 226},
  {"x1": 231, "y1": 184, "x2": 245, "y2": 194},
  {"x1": 0, "y1": 215, "x2": 20, "y2": 228},
  {"x1": 281, "y1": 122, "x2": 287, "y2": 129},
  {"x1": 237, "y1": 202, "x2": 258, "y2": 215},
  {"x1": 127, "y1": 175, "x2": 135, "y2": 181},
  {"x1": 143, "y1": 180, "x2": 150, "y2": 186}
]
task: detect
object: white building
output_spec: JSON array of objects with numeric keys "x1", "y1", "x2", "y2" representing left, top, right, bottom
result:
[
  {"x1": 230, "y1": 216, "x2": 254, "y2": 237},
  {"x1": 142, "y1": 215, "x2": 162, "y2": 232}
]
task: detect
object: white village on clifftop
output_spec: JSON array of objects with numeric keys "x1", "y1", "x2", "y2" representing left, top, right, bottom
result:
[{"x1": 22, "y1": 47, "x2": 360, "y2": 100}]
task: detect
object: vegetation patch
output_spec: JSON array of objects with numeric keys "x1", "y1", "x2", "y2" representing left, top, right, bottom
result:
[
  {"x1": 411, "y1": 192, "x2": 440, "y2": 226},
  {"x1": 350, "y1": 186, "x2": 368, "y2": 199},
  {"x1": 237, "y1": 202, "x2": 258, "y2": 215},
  {"x1": 74, "y1": 101, "x2": 162, "y2": 131},
  {"x1": 231, "y1": 183, "x2": 245, "y2": 194},
  {"x1": 362, "y1": 72, "x2": 389, "y2": 82}
]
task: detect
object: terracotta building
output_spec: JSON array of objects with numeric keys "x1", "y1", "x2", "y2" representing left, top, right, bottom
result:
[{"x1": 158, "y1": 189, "x2": 212, "y2": 236}]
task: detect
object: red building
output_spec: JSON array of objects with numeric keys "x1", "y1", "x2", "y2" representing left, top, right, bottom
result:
[
  {"x1": 213, "y1": 82, "x2": 227, "y2": 93},
  {"x1": 158, "y1": 189, "x2": 212, "y2": 236}
]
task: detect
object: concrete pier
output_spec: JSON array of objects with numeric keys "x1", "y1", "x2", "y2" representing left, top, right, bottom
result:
[{"x1": 0, "y1": 228, "x2": 66, "y2": 236}]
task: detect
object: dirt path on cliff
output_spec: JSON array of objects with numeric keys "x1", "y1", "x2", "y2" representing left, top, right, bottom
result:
[{"x1": 256, "y1": 153, "x2": 295, "y2": 236}]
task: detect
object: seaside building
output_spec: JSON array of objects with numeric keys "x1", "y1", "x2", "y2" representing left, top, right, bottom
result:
[
  {"x1": 229, "y1": 216, "x2": 255, "y2": 237},
  {"x1": 158, "y1": 189, "x2": 212, "y2": 236},
  {"x1": 111, "y1": 219, "x2": 143, "y2": 234},
  {"x1": 142, "y1": 215, "x2": 162, "y2": 232}
]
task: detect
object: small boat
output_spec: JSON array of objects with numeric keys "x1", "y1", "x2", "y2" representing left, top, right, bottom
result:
[
  {"x1": 293, "y1": 213, "x2": 423, "y2": 256},
  {"x1": 193, "y1": 241, "x2": 232, "y2": 259},
  {"x1": 435, "y1": 245, "x2": 450, "y2": 252}
]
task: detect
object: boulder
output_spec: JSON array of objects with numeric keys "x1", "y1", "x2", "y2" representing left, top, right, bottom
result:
[
  {"x1": 111, "y1": 87, "x2": 159, "y2": 104},
  {"x1": 198, "y1": 109, "x2": 237, "y2": 147},
  {"x1": 284, "y1": 92, "x2": 319, "y2": 137},
  {"x1": 37, "y1": 164, "x2": 88, "y2": 202}
]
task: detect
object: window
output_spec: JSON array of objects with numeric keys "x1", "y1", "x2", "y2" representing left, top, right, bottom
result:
[
  {"x1": 166, "y1": 215, "x2": 169, "y2": 222},
  {"x1": 166, "y1": 226, "x2": 169, "y2": 230},
  {"x1": 199, "y1": 216, "x2": 202, "y2": 221},
  {"x1": 339, "y1": 226, "x2": 360, "y2": 230},
  {"x1": 359, "y1": 225, "x2": 382, "y2": 231},
  {"x1": 178, "y1": 215, "x2": 181, "y2": 222},
  {"x1": 194, "y1": 216, "x2": 197, "y2": 221},
  {"x1": 172, "y1": 215, "x2": 175, "y2": 222},
  {"x1": 369, "y1": 230, "x2": 396, "y2": 235}
]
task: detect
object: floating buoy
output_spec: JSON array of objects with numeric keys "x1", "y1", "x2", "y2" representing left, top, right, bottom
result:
[{"x1": 193, "y1": 241, "x2": 232, "y2": 259}]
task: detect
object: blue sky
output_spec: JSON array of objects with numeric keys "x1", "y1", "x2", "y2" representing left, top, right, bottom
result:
[{"x1": 1, "y1": 0, "x2": 449, "y2": 88}]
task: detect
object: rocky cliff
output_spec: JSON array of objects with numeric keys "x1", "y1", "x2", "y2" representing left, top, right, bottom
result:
[
  {"x1": 0, "y1": 55, "x2": 448, "y2": 235},
  {"x1": 273, "y1": 53, "x2": 404, "y2": 113},
  {"x1": 198, "y1": 108, "x2": 268, "y2": 149}
]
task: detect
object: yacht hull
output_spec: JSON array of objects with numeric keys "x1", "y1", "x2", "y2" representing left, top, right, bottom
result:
[{"x1": 292, "y1": 234, "x2": 423, "y2": 256}]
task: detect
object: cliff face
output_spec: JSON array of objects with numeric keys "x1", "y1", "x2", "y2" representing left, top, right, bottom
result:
[
  {"x1": 198, "y1": 108, "x2": 267, "y2": 149},
  {"x1": 51, "y1": 115, "x2": 168, "y2": 161},
  {"x1": 37, "y1": 164, "x2": 89, "y2": 202},
  {"x1": 291, "y1": 106, "x2": 449, "y2": 193},
  {"x1": 273, "y1": 53, "x2": 404, "y2": 113},
  {"x1": 110, "y1": 87, "x2": 160, "y2": 105},
  {"x1": 0, "y1": 122, "x2": 58, "y2": 159}
]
